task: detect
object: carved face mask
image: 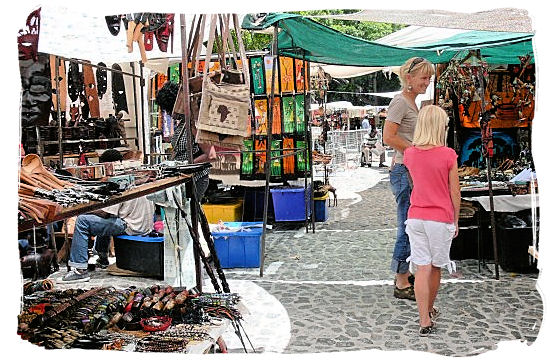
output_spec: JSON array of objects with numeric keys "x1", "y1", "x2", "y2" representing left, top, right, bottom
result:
[
  {"x1": 17, "y1": 8, "x2": 41, "y2": 61},
  {"x1": 20, "y1": 54, "x2": 52, "y2": 127},
  {"x1": 155, "y1": 14, "x2": 174, "y2": 52},
  {"x1": 105, "y1": 15, "x2": 122, "y2": 36}
]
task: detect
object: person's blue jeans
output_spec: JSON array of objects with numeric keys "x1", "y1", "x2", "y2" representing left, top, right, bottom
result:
[
  {"x1": 389, "y1": 163, "x2": 412, "y2": 274},
  {"x1": 68, "y1": 214, "x2": 126, "y2": 270}
]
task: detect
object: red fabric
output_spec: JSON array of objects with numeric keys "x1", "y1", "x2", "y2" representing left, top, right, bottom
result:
[
  {"x1": 144, "y1": 31, "x2": 154, "y2": 51},
  {"x1": 403, "y1": 146, "x2": 457, "y2": 224}
]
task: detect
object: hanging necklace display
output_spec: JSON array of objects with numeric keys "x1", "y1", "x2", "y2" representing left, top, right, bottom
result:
[
  {"x1": 438, "y1": 51, "x2": 489, "y2": 126},
  {"x1": 510, "y1": 55, "x2": 535, "y2": 122}
]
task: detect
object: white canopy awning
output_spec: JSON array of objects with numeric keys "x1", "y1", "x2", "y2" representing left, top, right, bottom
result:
[{"x1": 36, "y1": 4, "x2": 246, "y2": 68}]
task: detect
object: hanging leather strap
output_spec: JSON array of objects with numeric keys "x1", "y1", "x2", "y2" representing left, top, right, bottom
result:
[
  {"x1": 187, "y1": 14, "x2": 197, "y2": 58},
  {"x1": 193, "y1": 15, "x2": 206, "y2": 77},
  {"x1": 232, "y1": 13, "x2": 250, "y2": 88},
  {"x1": 194, "y1": 14, "x2": 218, "y2": 144},
  {"x1": 216, "y1": 15, "x2": 227, "y2": 72},
  {"x1": 224, "y1": 15, "x2": 239, "y2": 71},
  {"x1": 201, "y1": 14, "x2": 218, "y2": 84},
  {"x1": 187, "y1": 14, "x2": 202, "y2": 70}
]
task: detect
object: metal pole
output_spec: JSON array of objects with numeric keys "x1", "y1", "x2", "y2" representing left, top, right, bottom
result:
[
  {"x1": 305, "y1": 52, "x2": 315, "y2": 233},
  {"x1": 130, "y1": 62, "x2": 140, "y2": 151},
  {"x1": 55, "y1": 56, "x2": 64, "y2": 166},
  {"x1": 180, "y1": 14, "x2": 203, "y2": 292},
  {"x1": 139, "y1": 62, "x2": 147, "y2": 164},
  {"x1": 323, "y1": 80, "x2": 328, "y2": 184},
  {"x1": 260, "y1": 23, "x2": 278, "y2": 277},
  {"x1": 476, "y1": 50, "x2": 499, "y2": 280}
]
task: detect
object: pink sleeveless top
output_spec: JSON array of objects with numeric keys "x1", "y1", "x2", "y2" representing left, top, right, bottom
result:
[{"x1": 403, "y1": 146, "x2": 457, "y2": 224}]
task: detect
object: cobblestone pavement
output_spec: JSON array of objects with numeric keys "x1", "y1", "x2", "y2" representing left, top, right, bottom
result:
[
  {"x1": 43, "y1": 168, "x2": 544, "y2": 357},
  {"x1": 223, "y1": 172, "x2": 543, "y2": 356}
]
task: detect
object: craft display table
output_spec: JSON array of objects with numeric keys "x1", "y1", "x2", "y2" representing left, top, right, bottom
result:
[{"x1": 18, "y1": 174, "x2": 192, "y2": 233}]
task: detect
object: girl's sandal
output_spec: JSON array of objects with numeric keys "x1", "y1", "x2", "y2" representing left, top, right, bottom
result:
[
  {"x1": 419, "y1": 324, "x2": 435, "y2": 337},
  {"x1": 429, "y1": 306, "x2": 440, "y2": 322}
]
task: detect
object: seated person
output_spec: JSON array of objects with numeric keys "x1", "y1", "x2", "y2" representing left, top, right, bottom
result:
[
  {"x1": 61, "y1": 196, "x2": 154, "y2": 283},
  {"x1": 61, "y1": 148, "x2": 156, "y2": 283}
]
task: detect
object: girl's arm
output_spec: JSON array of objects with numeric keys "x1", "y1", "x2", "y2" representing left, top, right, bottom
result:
[{"x1": 449, "y1": 161, "x2": 461, "y2": 238}]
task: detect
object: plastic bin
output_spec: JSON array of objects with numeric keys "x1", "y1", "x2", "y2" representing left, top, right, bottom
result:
[
  {"x1": 211, "y1": 222, "x2": 263, "y2": 268},
  {"x1": 202, "y1": 200, "x2": 243, "y2": 223},
  {"x1": 270, "y1": 186, "x2": 311, "y2": 222},
  {"x1": 314, "y1": 193, "x2": 329, "y2": 222},
  {"x1": 242, "y1": 187, "x2": 274, "y2": 222},
  {"x1": 114, "y1": 235, "x2": 164, "y2": 279},
  {"x1": 497, "y1": 223, "x2": 538, "y2": 273}
]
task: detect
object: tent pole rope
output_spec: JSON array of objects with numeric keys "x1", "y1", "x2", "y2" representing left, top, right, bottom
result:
[{"x1": 179, "y1": 14, "x2": 203, "y2": 291}]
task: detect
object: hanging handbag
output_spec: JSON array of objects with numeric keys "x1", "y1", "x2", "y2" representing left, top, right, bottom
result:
[{"x1": 195, "y1": 14, "x2": 250, "y2": 141}]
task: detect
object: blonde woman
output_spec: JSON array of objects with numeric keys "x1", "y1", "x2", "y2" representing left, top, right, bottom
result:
[
  {"x1": 403, "y1": 105, "x2": 460, "y2": 336},
  {"x1": 383, "y1": 57, "x2": 435, "y2": 300}
]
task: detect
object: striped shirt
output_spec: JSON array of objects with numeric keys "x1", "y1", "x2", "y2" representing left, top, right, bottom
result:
[{"x1": 171, "y1": 121, "x2": 210, "y2": 179}]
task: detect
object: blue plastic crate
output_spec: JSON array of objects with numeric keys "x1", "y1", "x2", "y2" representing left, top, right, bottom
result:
[
  {"x1": 270, "y1": 186, "x2": 311, "y2": 222},
  {"x1": 211, "y1": 222, "x2": 263, "y2": 268}
]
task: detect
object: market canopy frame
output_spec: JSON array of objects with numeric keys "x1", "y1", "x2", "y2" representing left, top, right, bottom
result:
[{"x1": 242, "y1": 13, "x2": 534, "y2": 66}]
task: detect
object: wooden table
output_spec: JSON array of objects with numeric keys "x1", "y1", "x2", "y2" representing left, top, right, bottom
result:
[{"x1": 18, "y1": 174, "x2": 192, "y2": 232}]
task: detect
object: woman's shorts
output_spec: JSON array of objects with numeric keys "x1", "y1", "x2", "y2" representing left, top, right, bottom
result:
[{"x1": 405, "y1": 218, "x2": 456, "y2": 274}]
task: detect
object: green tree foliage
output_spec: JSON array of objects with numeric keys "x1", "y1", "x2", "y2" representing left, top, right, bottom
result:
[
  {"x1": 293, "y1": 9, "x2": 405, "y2": 41},
  {"x1": 240, "y1": 9, "x2": 405, "y2": 50}
]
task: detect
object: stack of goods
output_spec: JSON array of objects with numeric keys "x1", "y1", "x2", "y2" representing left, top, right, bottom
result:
[
  {"x1": 312, "y1": 150, "x2": 332, "y2": 164},
  {"x1": 18, "y1": 155, "x2": 122, "y2": 224},
  {"x1": 458, "y1": 165, "x2": 516, "y2": 192},
  {"x1": 18, "y1": 285, "x2": 250, "y2": 352},
  {"x1": 241, "y1": 55, "x2": 311, "y2": 181}
]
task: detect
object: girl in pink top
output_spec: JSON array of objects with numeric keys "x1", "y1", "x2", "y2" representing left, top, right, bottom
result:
[{"x1": 403, "y1": 105, "x2": 461, "y2": 336}]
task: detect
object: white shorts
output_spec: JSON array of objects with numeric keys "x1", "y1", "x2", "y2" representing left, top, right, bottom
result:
[{"x1": 405, "y1": 218, "x2": 456, "y2": 274}]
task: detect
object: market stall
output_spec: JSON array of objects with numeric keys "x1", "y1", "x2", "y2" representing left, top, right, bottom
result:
[
  {"x1": 242, "y1": 12, "x2": 538, "y2": 278},
  {"x1": 17, "y1": 7, "x2": 257, "y2": 353}
]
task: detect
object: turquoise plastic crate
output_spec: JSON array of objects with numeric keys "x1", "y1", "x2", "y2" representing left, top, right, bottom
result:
[{"x1": 211, "y1": 222, "x2": 263, "y2": 268}]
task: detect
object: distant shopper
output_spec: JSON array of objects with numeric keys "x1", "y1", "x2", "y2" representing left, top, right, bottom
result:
[
  {"x1": 361, "y1": 116, "x2": 370, "y2": 130},
  {"x1": 383, "y1": 57, "x2": 434, "y2": 300},
  {"x1": 403, "y1": 105, "x2": 460, "y2": 336},
  {"x1": 363, "y1": 118, "x2": 386, "y2": 167}
]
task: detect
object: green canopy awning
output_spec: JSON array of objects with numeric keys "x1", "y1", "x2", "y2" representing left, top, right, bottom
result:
[
  {"x1": 242, "y1": 13, "x2": 534, "y2": 65},
  {"x1": 411, "y1": 31, "x2": 534, "y2": 64}
]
